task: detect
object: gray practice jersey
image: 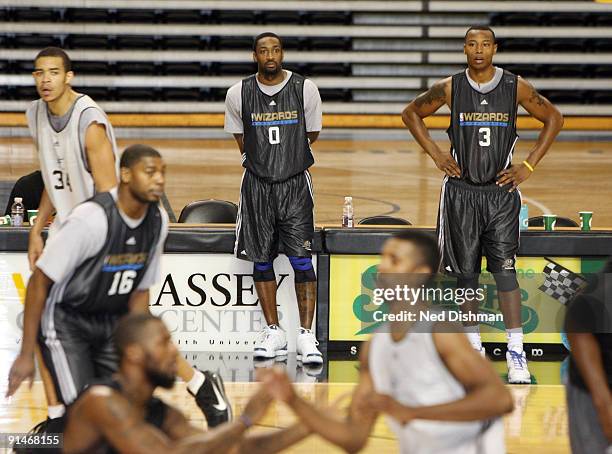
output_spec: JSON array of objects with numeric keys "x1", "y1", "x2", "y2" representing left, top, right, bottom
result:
[
  {"x1": 26, "y1": 94, "x2": 119, "y2": 228},
  {"x1": 369, "y1": 321, "x2": 505, "y2": 453}
]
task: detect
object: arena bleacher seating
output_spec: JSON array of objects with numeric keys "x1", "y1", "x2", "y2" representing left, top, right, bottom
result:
[{"x1": 0, "y1": 0, "x2": 611, "y2": 117}]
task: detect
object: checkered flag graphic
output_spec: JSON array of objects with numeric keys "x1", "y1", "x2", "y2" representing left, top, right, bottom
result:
[{"x1": 538, "y1": 260, "x2": 587, "y2": 305}]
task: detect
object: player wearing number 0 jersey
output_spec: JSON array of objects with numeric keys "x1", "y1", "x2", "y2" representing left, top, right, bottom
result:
[
  {"x1": 402, "y1": 26, "x2": 563, "y2": 384},
  {"x1": 224, "y1": 32, "x2": 323, "y2": 364}
]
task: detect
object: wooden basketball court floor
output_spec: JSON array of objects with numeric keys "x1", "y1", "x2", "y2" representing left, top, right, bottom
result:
[
  {"x1": 2, "y1": 135, "x2": 610, "y2": 453},
  {"x1": 1, "y1": 378, "x2": 568, "y2": 453},
  {"x1": 1, "y1": 135, "x2": 612, "y2": 226}
]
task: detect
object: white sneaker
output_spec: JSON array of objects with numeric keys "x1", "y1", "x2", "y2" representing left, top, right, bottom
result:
[
  {"x1": 296, "y1": 362, "x2": 324, "y2": 383},
  {"x1": 506, "y1": 348, "x2": 531, "y2": 384},
  {"x1": 253, "y1": 356, "x2": 287, "y2": 369},
  {"x1": 253, "y1": 324, "x2": 287, "y2": 359},
  {"x1": 296, "y1": 328, "x2": 323, "y2": 365}
]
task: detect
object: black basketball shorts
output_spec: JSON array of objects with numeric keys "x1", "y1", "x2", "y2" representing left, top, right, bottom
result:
[
  {"x1": 39, "y1": 304, "x2": 119, "y2": 405},
  {"x1": 437, "y1": 177, "x2": 521, "y2": 276},
  {"x1": 235, "y1": 169, "x2": 314, "y2": 262}
]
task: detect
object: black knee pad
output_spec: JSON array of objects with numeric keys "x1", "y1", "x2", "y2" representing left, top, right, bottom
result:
[
  {"x1": 457, "y1": 275, "x2": 480, "y2": 290},
  {"x1": 288, "y1": 256, "x2": 316, "y2": 283},
  {"x1": 253, "y1": 262, "x2": 275, "y2": 282},
  {"x1": 294, "y1": 268, "x2": 317, "y2": 284},
  {"x1": 493, "y1": 272, "x2": 519, "y2": 292}
]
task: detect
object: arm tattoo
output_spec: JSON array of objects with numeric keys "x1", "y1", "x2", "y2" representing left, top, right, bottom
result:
[
  {"x1": 414, "y1": 84, "x2": 446, "y2": 108},
  {"x1": 528, "y1": 89, "x2": 546, "y2": 107}
]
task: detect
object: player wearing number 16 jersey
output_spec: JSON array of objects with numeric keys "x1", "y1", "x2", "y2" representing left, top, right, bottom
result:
[
  {"x1": 224, "y1": 32, "x2": 324, "y2": 364},
  {"x1": 7, "y1": 145, "x2": 233, "y2": 429},
  {"x1": 7, "y1": 145, "x2": 167, "y2": 407},
  {"x1": 402, "y1": 26, "x2": 563, "y2": 383}
]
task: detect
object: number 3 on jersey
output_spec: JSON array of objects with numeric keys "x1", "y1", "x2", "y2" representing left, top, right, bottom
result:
[
  {"x1": 268, "y1": 126, "x2": 280, "y2": 145},
  {"x1": 108, "y1": 270, "x2": 137, "y2": 296},
  {"x1": 478, "y1": 127, "x2": 491, "y2": 147}
]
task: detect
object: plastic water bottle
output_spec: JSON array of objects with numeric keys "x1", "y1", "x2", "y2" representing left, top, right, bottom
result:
[
  {"x1": 342, "y1": 196, "x2": 354, "y2": 228},
  {"x1": 11, "y1": 197, "x2": 24, "y2": 227},
  {"x1": 519, "y1": 204, "x2": 529, "y2": 231}
]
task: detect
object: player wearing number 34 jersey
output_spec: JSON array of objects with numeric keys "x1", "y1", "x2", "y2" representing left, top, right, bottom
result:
[{"x1": 25, "y1": 47, "x2": 119, "y2": 244}]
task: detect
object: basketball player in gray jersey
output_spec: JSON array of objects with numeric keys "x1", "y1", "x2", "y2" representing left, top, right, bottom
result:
[
  {"x1": 402, "y1": 26, "x2": 564, "y2": 383},
  {"x1": 26, "y1": 47, "x2": 119, "y2": 270},
  {"x1": 24, "y1": 46, "x2": 120, "y2": 424},
  {"x1": 224, "y1": 33, "x2": 323, "y2": 365},
  {"x1": 261, "y1": 231, "x2": 513, "y2": 453},
  {"x1": 23, "y1": 48, "x2": 225, "y2": 428}
]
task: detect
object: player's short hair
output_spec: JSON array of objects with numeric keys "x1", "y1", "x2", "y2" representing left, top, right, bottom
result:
[
  {"x1": 464, "y1": 26, "x2": 496, "y2": 43},
  {"x1": 253, "y1": 32, "x2": 283, "y2": 51},
  {"x1": 34, "y1": 47, "x2": 72, "y2": 72},
  {"x1": 114, "y1": 313, "x2": 163, "y2": 358},
  {"x1": 392, "y1": 230, "x2": 440, "y2": 274},
  {"x1": 120, "y1": 144, "x2": 162, "y2": 169}
]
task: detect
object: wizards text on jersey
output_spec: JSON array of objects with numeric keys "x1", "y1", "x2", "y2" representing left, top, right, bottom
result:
[
  {"x1": 459, "y1": 112, "x2": 510, "y2": 127},
  {"x1": 102, "y1": 252, "x2": 148, "y2": 272},
  {"x1": 251, "y1": 110, "x2": 299, "y2": 126}
]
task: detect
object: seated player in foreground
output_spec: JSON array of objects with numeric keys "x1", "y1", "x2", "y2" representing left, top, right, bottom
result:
[
  {"x1": 261, "y1": 231, "x2": 514, "y2": 453},
  {"x1": 64, "y1": 313, "x2": 311, "y2": 454}
]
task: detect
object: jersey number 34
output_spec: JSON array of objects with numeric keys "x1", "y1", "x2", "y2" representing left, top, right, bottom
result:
[{"x1": 53, "y1": 170, "x2": 72, "y2": 191}]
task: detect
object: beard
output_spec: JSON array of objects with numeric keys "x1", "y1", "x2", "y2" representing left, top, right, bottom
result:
[
  {"x1": 144, "y1": 356, "x2": 176, "y2": 389},
  {"x1": 129, "y1": 186, "x2": 159, "y2": 204},
  {"x1": 148, "y1": 370, "x2": 175, "y2": 389},
  {"x1": 261, "y1": 63, "x2": 281, "y2": 78}
]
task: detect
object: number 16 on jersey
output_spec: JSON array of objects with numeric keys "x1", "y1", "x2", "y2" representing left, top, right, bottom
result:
[{"x1": 108, "y1": 270, "x2": 136, "y2": 295}]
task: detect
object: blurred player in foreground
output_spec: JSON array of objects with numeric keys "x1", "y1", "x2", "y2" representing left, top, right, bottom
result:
[
  {"x1": 63, "y1": 313, "x2": 310, "y2": 454},
  {"x1": 262, "y1": 231, "x2": 513, "y2": 453}
]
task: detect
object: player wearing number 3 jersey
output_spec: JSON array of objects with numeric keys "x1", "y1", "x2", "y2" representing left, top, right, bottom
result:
[
  {"x1": 224, "y1": 32, "x2": 324, "y2": 364},
  {"x1": 402, "y1": 26, "x2": 563, "y2": 384}
]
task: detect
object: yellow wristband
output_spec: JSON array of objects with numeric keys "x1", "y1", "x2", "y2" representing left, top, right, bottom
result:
[{"x1": 522, "y1": 161, "x2": 534, "y2": 172}]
